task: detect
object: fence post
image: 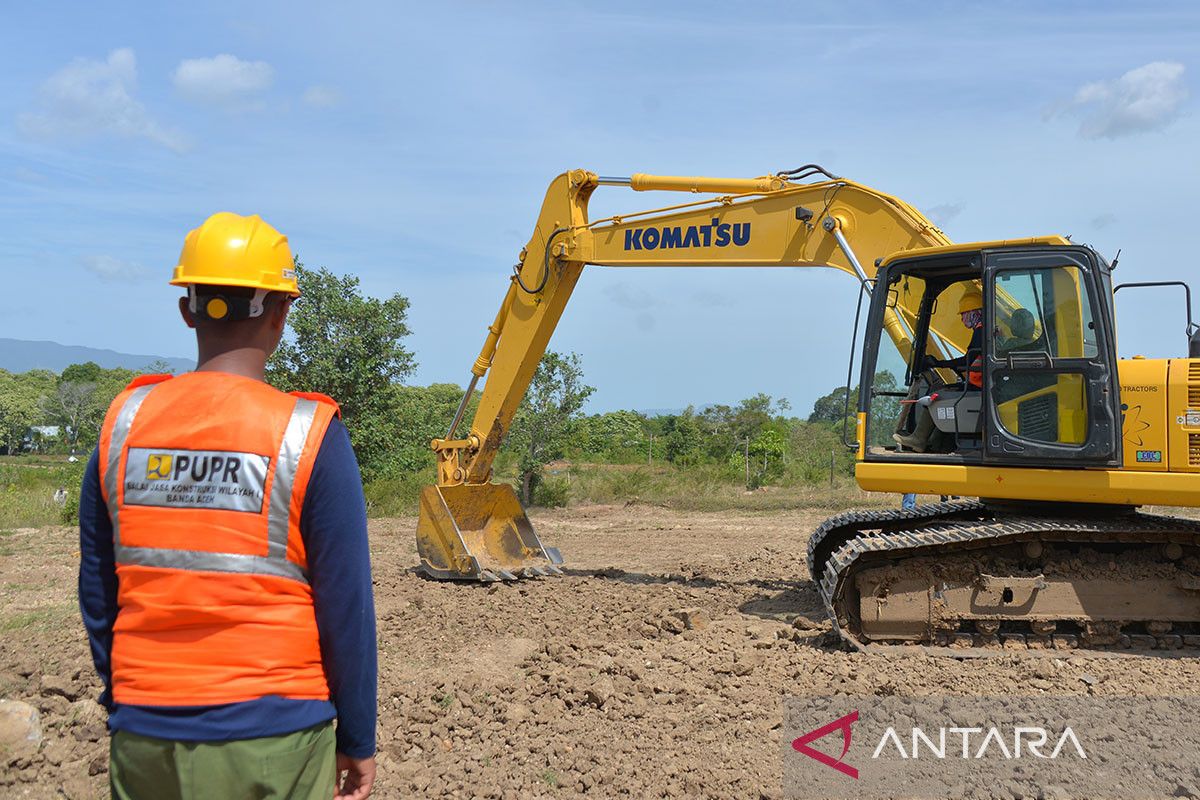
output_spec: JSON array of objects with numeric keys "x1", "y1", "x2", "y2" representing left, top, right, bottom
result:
[{"x1": 744, "y1": 438, "x2": 750, "y2": 487}]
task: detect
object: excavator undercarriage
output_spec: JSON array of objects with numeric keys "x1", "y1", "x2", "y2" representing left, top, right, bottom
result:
[{"x1": 808, "y1": 501, "x2": 1200, "y2": 654}]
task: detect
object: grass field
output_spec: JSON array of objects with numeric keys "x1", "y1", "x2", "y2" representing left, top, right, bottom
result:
[
  {"x1": 0, "y1": 457, "x2": 83, "y2": 529},
  {"x1": 0, "y1": 454, "x2": 883, "y2": 529},
  {"x1": 361, "y1": 459, "x2": 881, "y2": 521}
]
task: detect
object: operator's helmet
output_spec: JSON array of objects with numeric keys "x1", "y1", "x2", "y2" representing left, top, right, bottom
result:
[
  {"x1": 171, "y1": 212, "x2": 299, "y2": 321},
  {"x1": 957, "y1": 288, "x2": 984, "y2": 315}
]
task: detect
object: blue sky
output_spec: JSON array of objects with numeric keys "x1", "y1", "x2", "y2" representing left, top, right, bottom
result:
[{"x1": 1, "y1": 1, "x2": 1196, "y2": 414}]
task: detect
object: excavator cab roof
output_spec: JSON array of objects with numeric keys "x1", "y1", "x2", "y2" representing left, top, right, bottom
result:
[{"x1": 878, "y1": 235, "x2": 1073, "y2": 270}]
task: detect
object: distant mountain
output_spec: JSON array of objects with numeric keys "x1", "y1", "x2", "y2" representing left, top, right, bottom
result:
[{"x1": 0, "y1": 338, "x2": 193, "y2": 375}]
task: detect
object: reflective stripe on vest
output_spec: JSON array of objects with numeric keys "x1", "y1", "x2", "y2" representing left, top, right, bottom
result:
[{"x1": 103, "y1": 384, "x2": 318, "y2": 585}]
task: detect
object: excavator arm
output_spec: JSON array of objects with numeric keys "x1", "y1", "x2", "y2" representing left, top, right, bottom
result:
[{"x1": 417, "y1": 167, "x2": 961, "y2": 580}]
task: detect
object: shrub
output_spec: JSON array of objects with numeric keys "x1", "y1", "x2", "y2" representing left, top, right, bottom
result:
[{"x1": 533, "y1": 476, "x2": 570, "y2": 507}]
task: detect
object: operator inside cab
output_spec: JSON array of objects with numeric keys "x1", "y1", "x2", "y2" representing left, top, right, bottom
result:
[
  {"x1": 930, "y1": 289, "x2": 984, "y2": 388},
  {"x1": 893, "y1": 287, "x2": 984, "y2": 453}
]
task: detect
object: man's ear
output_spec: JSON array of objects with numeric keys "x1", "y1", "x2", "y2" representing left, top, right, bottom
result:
[
  {"x1": 269, "y1": 297, "x2": 291, "y2": 332},
  {"x1": 179, "y1": 296, "x2": 197, "y2": 329}
]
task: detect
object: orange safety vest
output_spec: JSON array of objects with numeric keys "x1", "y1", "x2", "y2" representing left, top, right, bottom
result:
[
  {"x1": 968, "y1": 323, "x2": 984, "y2": 389},
  {"x1": 968, "y1": 355, "x2": 983, "y2": 389},
  {"x1": 97, "y1": 371, "x2": 340, "y2": 707}
]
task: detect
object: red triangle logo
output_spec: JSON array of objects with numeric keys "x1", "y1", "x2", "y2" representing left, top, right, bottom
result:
[{"x1": 792, "y1": 710, "x2": 859, "y2": 779}]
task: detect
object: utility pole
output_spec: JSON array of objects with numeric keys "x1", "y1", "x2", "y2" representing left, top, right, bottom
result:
[{"x1": 648, "y1": 433, "x2": 654, "y2": 465}]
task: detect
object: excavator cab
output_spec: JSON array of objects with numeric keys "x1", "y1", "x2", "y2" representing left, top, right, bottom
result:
[{"x1": 861, "y1": 242, "x2": 1122, "y2": 468}]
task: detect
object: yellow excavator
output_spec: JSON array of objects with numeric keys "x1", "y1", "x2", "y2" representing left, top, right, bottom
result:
[{"x1": 416, "y1": 165, "x2": 1200, "y2": 653}]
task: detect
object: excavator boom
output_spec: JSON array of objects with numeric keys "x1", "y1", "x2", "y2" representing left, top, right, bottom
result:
[{"x1": 417, "y1": 167, "x2": 961, "y2": 580}]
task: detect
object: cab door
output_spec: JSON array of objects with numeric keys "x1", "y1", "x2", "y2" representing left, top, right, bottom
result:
[{"x1": 983, "y1": 247, "x2": 1121, "y2": 467}]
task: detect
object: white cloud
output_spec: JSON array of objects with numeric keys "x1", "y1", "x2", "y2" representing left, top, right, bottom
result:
[
  {"x1": 926, "y1": 202, "x2": 965, "y2": 227},
  {"x1": 172, "y1": 54, "x2": 274, "y2": 107},
  {"x1": 82, "y1": 255, "x2": 151, "y2": 283},
  {"x1": 604, "y1": 282, "x2": 655, "y2": 310},
  {"x1": 1051, "y1": 62, "x2": 1189, "y2": 139},
  {"x1": 302, "y1": 85, "x2": 340, "y2": 108},
  {"x1": 17, "y1": 48, "x2": 186, "y2": 152},
  {"x1": 604, "y1": 282, "x2": 656, "y2": 331},
  {"x1": 10, "y1": 167, "x2": 48, "y2": 184}
]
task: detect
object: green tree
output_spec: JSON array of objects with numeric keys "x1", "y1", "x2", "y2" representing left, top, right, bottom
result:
[
  {"x1": 867, "y1": 370, "x2": 904, "y2": 447},
  {"x1": 730, "y1": 393, "x2": 787, "y2": 441},
  {"x1": 573, "y1": 410, "x2": 647, "y2": 462},
  {"x1": 696, "y1": 394, "x2": 791, "y2": 462},
  {"x1": 747, "y1": 428, "x2": 787, "y2": 488},
  {"x1": 60, "y1": 361, "x2": 105, "y2": 384},
  {"x1": 140, "y1": 359, "x2": 179, "y2": 375},
  {"x1": 808, "y1": 372, "x2": 904, "y2": 447},
  {"x1": 82, "y1": 368, "x2": 136, "y2": 451},
  {"x1": 662, "y1": 409, "x2": 702, "y2": 465},
  {"x1": 383, "y1": 383, "x2": 478, "y2": 476},
  {"x1": 786, "y1": 420, "x2": 857, "y2": 484},
  {"x1": 507, "y1": 351, "x2": 594, "y2": 505},
  {"x1": 35, "y1": 365, "x2": 138, "y2": 453},
  {"x1": 809, "y1": 384, "x2": 853, "y2": 424},
  {"x1": 267, "y1": 263, "x2": 416, "y2": 477},
  {"x1": 43, "y1": 380, "x2": 95, "y2": 451},
  {"x1": 0, "y1": 370, "x2": 49, "y2": 455}
]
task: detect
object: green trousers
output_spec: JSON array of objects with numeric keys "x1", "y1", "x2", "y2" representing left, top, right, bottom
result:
[{"x1": 110, "y1": 722, "x2": 335, "y2": 800}]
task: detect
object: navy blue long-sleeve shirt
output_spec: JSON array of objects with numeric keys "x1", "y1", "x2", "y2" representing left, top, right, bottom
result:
[{"x1": 78, "y1": 416, "x2": 377, "y2": 758}]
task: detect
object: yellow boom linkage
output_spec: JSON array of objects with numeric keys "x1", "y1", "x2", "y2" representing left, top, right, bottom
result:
[{"x1": 416, "y1": 167, "x2": 960, "y2": 580}]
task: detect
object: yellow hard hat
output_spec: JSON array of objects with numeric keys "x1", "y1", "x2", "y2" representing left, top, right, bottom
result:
[
  {"x1": 171, "y1": 212, "x2": 299, "y2": 297},
  {"x1": 958, "y1": 288, "x2": 983, "y2": 314}
]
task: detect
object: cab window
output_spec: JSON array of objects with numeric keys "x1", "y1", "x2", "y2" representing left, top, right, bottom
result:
[{"x1": 991, "y1": 259, "x2": 1097, "y2": 446}]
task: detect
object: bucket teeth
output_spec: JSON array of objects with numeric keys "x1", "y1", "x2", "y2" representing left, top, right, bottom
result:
[{"x1": 495, "y1": 568, "x2": 518, "y2": 581}]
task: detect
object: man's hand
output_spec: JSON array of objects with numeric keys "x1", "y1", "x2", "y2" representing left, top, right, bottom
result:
[{"x1": 334, "y1": 753, "x2": 375, "y2": 800}]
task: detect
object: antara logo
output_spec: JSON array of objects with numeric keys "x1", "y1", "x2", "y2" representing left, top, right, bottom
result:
[
  {"x1": 792, "y1": 710, "x2": 859, "y2": 779},
  {"x1": 792, "y1": 709, "x2": 1088, "y2": 779},
  {"x1": 623, "y1": 218, "x2": 751, "y2": 251}
]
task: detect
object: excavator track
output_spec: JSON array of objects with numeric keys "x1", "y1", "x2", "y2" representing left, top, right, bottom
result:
[
  {"x1": 806, "y1": 500, "x2": 989, "y2": 585},
  {"x1": 811, "y1": 506, "x2": 1200, "y2": 656}
]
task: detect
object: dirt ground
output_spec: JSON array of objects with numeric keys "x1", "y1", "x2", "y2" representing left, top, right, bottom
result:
[{"x1": 4, "y1": 502, "x2": 1200, "y2": 798}]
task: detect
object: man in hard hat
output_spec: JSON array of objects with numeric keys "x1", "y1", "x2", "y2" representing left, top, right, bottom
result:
[
  {"x1": 929, "y1": 288, "x2": 985, "y2": 389},
  {"x1": 894, "y1": 286, "x2": 985, "y2": 452},
  {"x1": 78, "y1": 212, "x2": 376, "y2": 799}
]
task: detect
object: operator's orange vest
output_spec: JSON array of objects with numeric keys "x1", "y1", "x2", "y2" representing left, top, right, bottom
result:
[
  {"x1": 968, "y1": 323, "x2": 984, "y2": 389},
  {"x1": 968, "y1": 355, "x2": 983, "y2": 389},
  {"x1": 97, "y1": 371, "x2": 340, "y2": 706}
]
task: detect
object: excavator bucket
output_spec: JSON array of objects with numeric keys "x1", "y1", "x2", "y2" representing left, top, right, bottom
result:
[{"x1": 416, "y1": 483, "x2": 564, "y2": 581}]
